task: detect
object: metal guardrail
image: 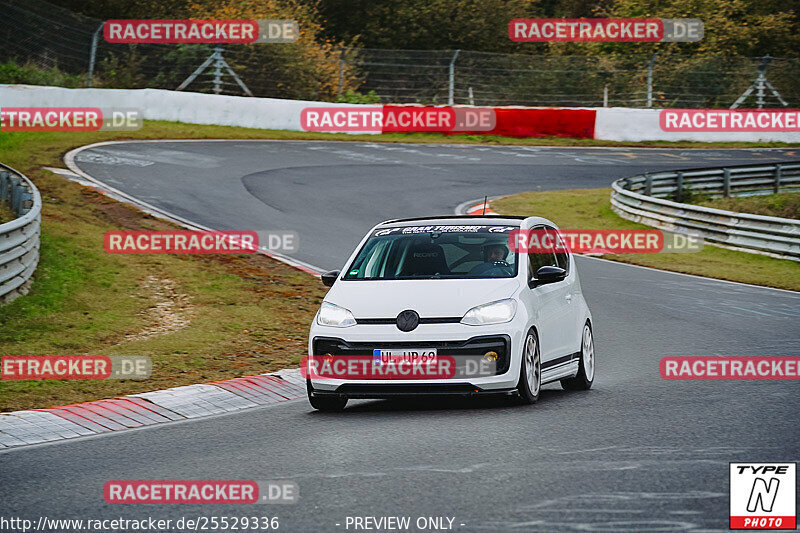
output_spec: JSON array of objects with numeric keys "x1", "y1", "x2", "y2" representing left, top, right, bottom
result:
[
  {"x1": 0, "y1": 163, "x2": 41, "y2": 303},
  {"x1": 610, "y1": 162, "x2": 800, "y2": 261}
]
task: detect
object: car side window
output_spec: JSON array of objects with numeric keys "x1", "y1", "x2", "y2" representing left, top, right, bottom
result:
[
  {"x1": 545, "y1": 226, "x2": 569, "y2": 273},
  {"x1": 555, "y1": 250, "x2": 569, "y2": 271},
  {"x1": 527, "y1": 226, "x2": 558, "y2": 280}
]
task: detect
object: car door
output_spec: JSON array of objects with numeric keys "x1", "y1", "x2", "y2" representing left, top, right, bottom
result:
[
  {"x1": 517, "y1": 224, "x2": 572, "y2": 364},
  {"x1": 548, "y1": 226, "x2": 582, "y2": 355}
]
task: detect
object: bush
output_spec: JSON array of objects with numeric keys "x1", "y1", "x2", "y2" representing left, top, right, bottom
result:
[
  {"x1": 0, "y1": 61, "x2": 84, "y2": 87},
  {"x1": 335, "y1": 89, "x2": 382, "y2": 103}
]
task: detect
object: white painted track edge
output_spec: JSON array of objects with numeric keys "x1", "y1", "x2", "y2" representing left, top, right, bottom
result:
[{"x1": 63, "y1": 141, "x2": 325, "y2": 275}]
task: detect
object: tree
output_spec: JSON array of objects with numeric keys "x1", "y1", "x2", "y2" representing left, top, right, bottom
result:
[{"x1": 184, "y1": 0, "x2": 361, "y2": 100}]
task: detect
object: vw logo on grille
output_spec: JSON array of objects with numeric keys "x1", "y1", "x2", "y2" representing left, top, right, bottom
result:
[{"x1": 396, "y1": 310, "x2": 420, "y2": 332}]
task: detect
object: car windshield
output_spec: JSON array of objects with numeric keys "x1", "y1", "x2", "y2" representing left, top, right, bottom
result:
[{"x1": 343, "y1": 224, "x2": 519, "y2": 280}]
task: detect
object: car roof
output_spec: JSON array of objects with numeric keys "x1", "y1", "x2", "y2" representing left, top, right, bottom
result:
[{"x1": 379, "y1": 215, "x2": 526, "y2": 227}]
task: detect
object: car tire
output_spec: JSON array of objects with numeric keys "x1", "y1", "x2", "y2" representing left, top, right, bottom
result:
[
  {"x1": 561, "y1": 322, "x2": 595, "y2": 391},
  {"x1": 515, "y1": 329, "x2": 541, "y2": 404},
  {"x1": 307, "y1": 380, "x2": 347, "y2": 411}
]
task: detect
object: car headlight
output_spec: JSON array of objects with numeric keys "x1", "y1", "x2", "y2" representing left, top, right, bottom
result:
[
  {"x1": 461, "y1": 299, "x2": 518, "y2": 326},
  {"x1": 316, "y1": 301, "x2": 357, "y2": 328}
]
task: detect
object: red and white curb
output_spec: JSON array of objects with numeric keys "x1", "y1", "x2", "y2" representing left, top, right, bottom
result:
[
  {"x1": 465, "y1": 201, "x2": 497, "y2": 215},
  {"x1": 0, "y1": 369, "x2": 305, "y2": 449}
]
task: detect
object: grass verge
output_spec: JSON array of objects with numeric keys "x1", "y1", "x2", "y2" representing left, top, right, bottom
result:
[
  {"x1": 0, "y1": 200, "x2": 14, "y2": 224},
  {"x1": 0, "y1": 126, "x2": 335, "y2": 412},
  {"x1": 492, "y1": 188, "x2": 800, "y2": 292},
  {"x1": 688, "y1": 192, "x2": 800, "y2": 220}
]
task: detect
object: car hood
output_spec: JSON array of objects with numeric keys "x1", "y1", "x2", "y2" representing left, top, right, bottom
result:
[{"x1": 323, "y1": 278, "x2": 520, "y2": 318}]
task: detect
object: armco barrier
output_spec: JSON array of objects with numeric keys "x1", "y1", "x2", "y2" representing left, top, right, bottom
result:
[
  {"x1": 0, "y1": 163, "x2": 41, "y2": 303},
  {"x1": 611, "y1": 162, "x2": 800, "y2": 260}
]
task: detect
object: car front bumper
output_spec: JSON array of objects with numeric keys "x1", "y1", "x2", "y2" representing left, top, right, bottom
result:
[{"x1": 307, "y1": 320, "x2": 526, "y2": 397}]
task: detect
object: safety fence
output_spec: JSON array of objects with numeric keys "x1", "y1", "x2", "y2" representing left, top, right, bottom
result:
[
  {"x1": 611, "y1": 162, "x2": 800, "y2": 260},
  {"x1": 0, "y1": 163, "x2": 41, "y2": 303},
  {"x1": 1, "y1": 0, "x2": 799, "y2": 108}
]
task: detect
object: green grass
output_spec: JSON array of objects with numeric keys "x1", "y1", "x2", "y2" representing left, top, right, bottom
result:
[
  {"x1": 492, "y1": 188, "x2": 800, "y2": 292},
  {"x1": 0, "y1": 200, "x2": 14, "y2": 224},
  {"x1": 0, "y1": 126, "x2": 334, "y2": 411},
  {"x1": 689, "y1": 192, "x2": 800, "y2": 220}
]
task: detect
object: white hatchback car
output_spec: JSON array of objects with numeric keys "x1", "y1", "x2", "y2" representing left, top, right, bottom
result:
[{"x1": 306, "y1": 216, "x2": 594, "y2": 411}]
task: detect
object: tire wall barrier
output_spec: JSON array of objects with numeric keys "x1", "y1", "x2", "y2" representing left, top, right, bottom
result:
[
  {"x1": 611, "y1": 162, "x2": 800, "y2": 261},
  {"x1": 4, "y1": 84, "x2": 800, "y2": 141},
  {"x1": 0, "y1": 163, "x2": 41, "y2": 304}
]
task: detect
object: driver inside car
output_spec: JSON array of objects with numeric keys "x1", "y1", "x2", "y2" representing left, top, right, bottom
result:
[{"x1": 468, "y1": 243, "x2": 512, "y2": 276}]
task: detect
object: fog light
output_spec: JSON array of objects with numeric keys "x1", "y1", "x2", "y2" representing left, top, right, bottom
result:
[{"x1": 483, "y1": 351, "x2": 498, "y2": 361}]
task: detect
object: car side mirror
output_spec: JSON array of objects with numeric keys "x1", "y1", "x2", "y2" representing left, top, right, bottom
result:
[
  {"x1": 531, "y1": 265, "x2": 566, "y2": 287},
  {"x1": 321, "y1": 270, "x2": 340, "y2": 287}
]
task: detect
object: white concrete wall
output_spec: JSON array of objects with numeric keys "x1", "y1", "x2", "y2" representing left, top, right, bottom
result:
[
  {"x1": 0, "y1": 85, "x2": 376, "y2": 133},
  {"x1": 595, "y1": 107, "x2": 800, "y2": 143},
  {"x1": 2, "y1": 85, "x2": 799, "y2": 142}
]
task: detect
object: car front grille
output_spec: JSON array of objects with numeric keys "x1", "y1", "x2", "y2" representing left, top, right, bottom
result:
[
  {"x1": 312, "y1": 335, "x2": 511, "y2": 375},
  {"x1": 354, "y1": 317, "x2": 462, "y2": 325}
]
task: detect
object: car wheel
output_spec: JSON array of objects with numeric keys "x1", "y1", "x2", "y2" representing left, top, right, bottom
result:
[
  {"x1": 561, "y1": 322, "x2": 595, "y2": 391},
  {"x1": 307, "y1": 380, "x2": 347, "y2": 411},
  {"x1": 515, "y1": 330, "x2": 541, "y2": 404}
]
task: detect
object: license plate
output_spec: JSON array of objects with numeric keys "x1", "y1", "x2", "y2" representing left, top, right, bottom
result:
[{"x1": 373, "y1": 349, "x2": 437, "y2": 365}]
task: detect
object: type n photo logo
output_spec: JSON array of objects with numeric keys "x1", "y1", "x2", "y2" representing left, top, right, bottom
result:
[{"x1": 730, "y1": 463, "x2": 796, "y2": 530}]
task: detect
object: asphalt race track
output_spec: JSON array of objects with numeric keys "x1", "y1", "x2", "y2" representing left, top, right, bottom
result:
[
  {"x1": 2, "y1": 141, "x2": 799, "y2": 532},
  {"x1": 64, "y1": 141, "x2": 800, "y2": 270}
]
